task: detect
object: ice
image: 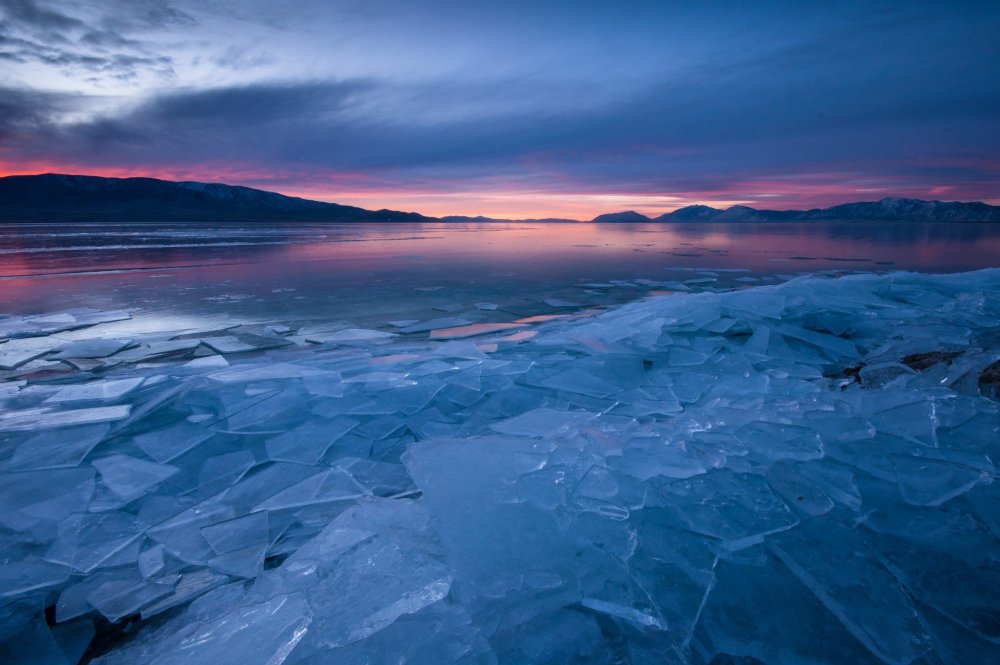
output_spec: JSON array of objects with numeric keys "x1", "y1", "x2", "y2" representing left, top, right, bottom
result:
[
  {"x1": 490, "y1": 407, "x2": 597, "y2": 436},
  {"x1": 428, "y1": 322, "x2": 521, "y2": 339},
  {"x1": 306, "y1": 328, "x2": 396, "y2": 343},
  {"x1": 397, "y1": 316, "x2": 469, "y2": 333},
  {"x1": 208, "y1": 541, "x2": 268, "y2": 578},
  {"x1": 92, "y1": 592, "x2": 312, "y2": 665},
  {"x1": 45, "y1": 511, "x2": 143, "y2": 573},
  {"x1": 138, "y1": 544, "x2": 165, "y2": 577},
  {"x1": 8, "y1": 423, "x2": 110, "y2": 470},
  {"x1": 734, "y1": 421, "x2": 824, "y2": 462},
  {"x1": 92, "y1": 454, "x2": 180, "y2": 502},
  {"x1": 139, "y1": 570, "x2": 229, "y2": 618},
  {"x1": 253, "y1": 468, "x2": 368, "y2": 511},
  {"x1": 264, "y1": 417, "x2": 359, "y2": 463},
  {"x1": 0, "y1": 308, "x2": 129, "y2": 339},
  {"x1": 1, "y1": 269, "x2": 999, "y2": 663},
  {"x1": 52, "y1": 338, "x2": 134, "y2": 358},
  {"x1": 133, "y1": 420, "x2": 214, "y2": 462},
  {"x1": 44, "y1": 377, "x2": 144, "y2": 403},
  {"x1": 539, "y1": 366, "x2": 624, "y2": 397},
  {"x1": 403, "y1": 436, "x2": 578, "y2": 604},
  {"x1": 769, "y1": 522, "x2": 930, "y2": 664},
  {"x1": 0, "y1": 404, "x2": 131, "y2": 431},
  {"x1": 0, "y1": 341, "x2": 53, "y2": 370},
  {"x1": 184, "y1": 354, "x2": 228, "y2": 367},
  {"x1": 659, "y1": 471, "x2": 799, "y2": 549},
  {"x1": 0, "y1": 610, "x2": 78, "y2": 665},
  {"x1": 0, "y1": 559, "x2": 72, "y2": 598},
  {"x1": 86, "y1": 576, "x2": 173, "y2": 621},
  {"x1": 201, "y1": 511, "x2": 268, "y2": 554},
  {"x1": 0, "y1": 468, "x2": 95, "y2": 535},
  {"x1": 891, "y1": 455, "x2": 987, "y2": 506},
  {"x1": 199, "y1": 336, "x2": 258, "y2": 353}
]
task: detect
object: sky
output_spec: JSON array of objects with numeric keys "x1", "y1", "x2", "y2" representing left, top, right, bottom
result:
[{"x1": 1, "y1": 0, "x2": 998, "y2": 219}]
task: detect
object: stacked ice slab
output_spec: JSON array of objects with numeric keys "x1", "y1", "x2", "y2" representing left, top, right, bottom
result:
[{"x1": 1, "y1": 270, "x2": 999, "y2": 665}]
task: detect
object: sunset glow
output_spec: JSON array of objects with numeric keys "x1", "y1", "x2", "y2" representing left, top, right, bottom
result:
[{"x1": 2, "y1": 1, "x2": 997, "y2": 218}]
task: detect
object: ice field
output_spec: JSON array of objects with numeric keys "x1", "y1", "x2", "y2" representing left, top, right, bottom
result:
[{"x1": 1, "y1": 266, "x2": 998, "y2": 664}]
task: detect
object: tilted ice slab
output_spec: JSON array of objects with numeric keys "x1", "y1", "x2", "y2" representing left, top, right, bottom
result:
[{"x1": 0, "y1": 270, "x2": 998, "y2": 664}]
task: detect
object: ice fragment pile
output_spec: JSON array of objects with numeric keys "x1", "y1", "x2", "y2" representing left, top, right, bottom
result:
[{"x1": 1, "y1": 271, "x2": 999, "y2": 664}]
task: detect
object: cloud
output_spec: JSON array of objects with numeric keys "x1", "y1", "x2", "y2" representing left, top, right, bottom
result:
[
  {"x1": 0, "y1": 86, "x2": 83, "y2": 138},
  {"x1": 1, "y1": 0, "x2": 998, "y2": 212},
  {"x1": 0, "y1": 0, "x2": 192, "y2": 83}
]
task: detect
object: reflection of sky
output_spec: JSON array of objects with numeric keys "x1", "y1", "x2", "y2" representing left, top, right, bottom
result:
[
  {"x1": 2, "y1": 222, "x2": 999, "y2": 313},
  {"x1": 1, "y1": 1, "x2": 998, "y2": 218}
]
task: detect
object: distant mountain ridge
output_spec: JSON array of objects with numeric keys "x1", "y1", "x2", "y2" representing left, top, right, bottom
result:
[
  {"x1": 0, "y1": 173, "x2": 432, "y2": 223},
  {"x1": 0, "y1": 174, "x2": 997, "y2": 223},
  {"x1": 594, "y1": 197, "x2": 1000, "y2": 223}
]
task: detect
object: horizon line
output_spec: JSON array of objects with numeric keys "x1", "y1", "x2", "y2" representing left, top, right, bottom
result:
[{"x1": 3, "y1": 170, "x2": 998, "y2": 222}]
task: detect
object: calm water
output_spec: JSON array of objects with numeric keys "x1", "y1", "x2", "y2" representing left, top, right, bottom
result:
[{"x1": 2, "y1": 221, "x2": 998, "y2": 325}]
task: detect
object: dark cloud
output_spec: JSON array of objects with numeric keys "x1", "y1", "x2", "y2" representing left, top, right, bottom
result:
[
  {"x1": 0, "y1": 0, "x2": 190, "y2": 82},
  {"x1": 0, "y1": 87, "x2": 83, "y2": 138},
  {"x1": 2, "y1": 0, "x2": 998, "y2": 208},
  {"x1": 9, "y1": 63, "x2": 997, "y2": 196}
]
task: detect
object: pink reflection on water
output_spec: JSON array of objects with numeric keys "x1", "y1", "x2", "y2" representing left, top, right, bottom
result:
[{"x1": 1, "y1": 222, "x2": 998, "y2": 313}]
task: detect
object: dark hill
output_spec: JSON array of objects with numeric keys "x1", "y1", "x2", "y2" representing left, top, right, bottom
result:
[{"x1": 0, "y1": 174, "x2": 433, "y2": 223}]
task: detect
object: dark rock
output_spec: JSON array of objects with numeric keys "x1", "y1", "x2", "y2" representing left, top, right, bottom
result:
[
  {"x1": 979, "y1": 359, "x2": 1000, "y2": 400},
  {"x1": 901, "y1": 350, "x2": 961, "y2": 371}
]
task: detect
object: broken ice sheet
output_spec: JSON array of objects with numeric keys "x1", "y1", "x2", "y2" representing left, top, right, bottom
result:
[
  {"x1": 198, "y1": 336, "x2": 258, "y2": 354},
  {"x1": 0, "y1": 467, "x2": 95, "y2": 535},
  {"x1": 306, "y1": 328, "x2": 396, "y2": 344},
  {"x1": 7, "y1": 423, "x2": 110, "y2": 471},
  {"x1": 201, "y1": 511, "x2": 268, "y2": 554},
  {"x1": 0, "y1": 270, "x2": 997, "y2": 662},
  {"x1": 0, "y1": 404, "x2": 131, "y2": 431},
  {"x1": 0, "y1": 558, "x2": 72, "y2": 599},
  {"x1": 253, "y1": 468, "x2": 368, "y2": 511},
  {"x1": 277, "y1": 499, "x2": 453, "y2": 650},
  {"x1": 734, "y1": 421, "x2": 824, "y2": 462},
  {"x1": 44, "y1": 377, "x2": 144, "y2": 403},
  {"x1": 133, "y1": 420, "x2": 215, "y2": 463},
  {"x1": 538, "y1": 366, "x2": 624, "y2": 397},
  {"x1": 264, "y1": 417, "x2": 359, "y2": 463},
  {"x1": 490, "y1": 408, "x2": 597, "y2": 437},
  {"x1": 0, "y1": 338, "x2": 55, "y2": 370},
  {"x1": 208, "y1": 542, "x2": 268, "y2": 578},
  {"x1": 429, "y1": 322, "x2": 521, "y2": 339},
  {"x1": 52, "y1": 338, "x2": 134, "y2": 359},
  {"x1": 92, "y1": 591, "x2": 313, "y2": 665},
  {"x1": 659, "y1": 470, "x2": 799, "y2": 549},
  {"x1": 579, "y1": 598, "x2": 667, "y2": 630},
  {"x1": 769, "y1": 520, "x2": 930, "y2": 664},
  {"x1": 891, "y1": 454, "x2": 987, "y2": 506},
  {"x1": 45, "y1": 511, "x2": 143, "y2": 573},
  {"x1": 86, "y1": 577, "x2": 174, "y2": 622},
  {"x1": 92, "y1": 454, "x2": 180, "y2": 503}
]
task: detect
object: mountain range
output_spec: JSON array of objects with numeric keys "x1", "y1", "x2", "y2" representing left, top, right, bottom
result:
[
  {"x1": 597, "y1": 198, "x2": 1000, "y2": 223},
  {"x1": 0, "y1": 174, "x2": 432, "y2": 223},
  {"x1": 1, "y1": 174, "x2": 998, "y2": 223}
]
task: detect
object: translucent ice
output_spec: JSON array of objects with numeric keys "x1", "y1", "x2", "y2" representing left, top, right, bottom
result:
[
  {"x1": 92, "y1": 454, "x2": 180, "y2": 503},
  {"x1": 1, "y1": 269, "x2": 998, "y2": 663},
  {"x1": 44, "y1": 377, "x2": 144, "y2": 403},
  {"x1": 52, "y1": 338, "x2": 134, "y2": 359}
]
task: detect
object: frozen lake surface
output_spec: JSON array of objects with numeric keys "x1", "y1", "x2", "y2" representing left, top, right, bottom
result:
[
  {"x1": 0, "y1": 222, "x2": 999, "y2": 664},
  {"x1": 3, "y1": 221, "x2": 1000, "y2": 323}
]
